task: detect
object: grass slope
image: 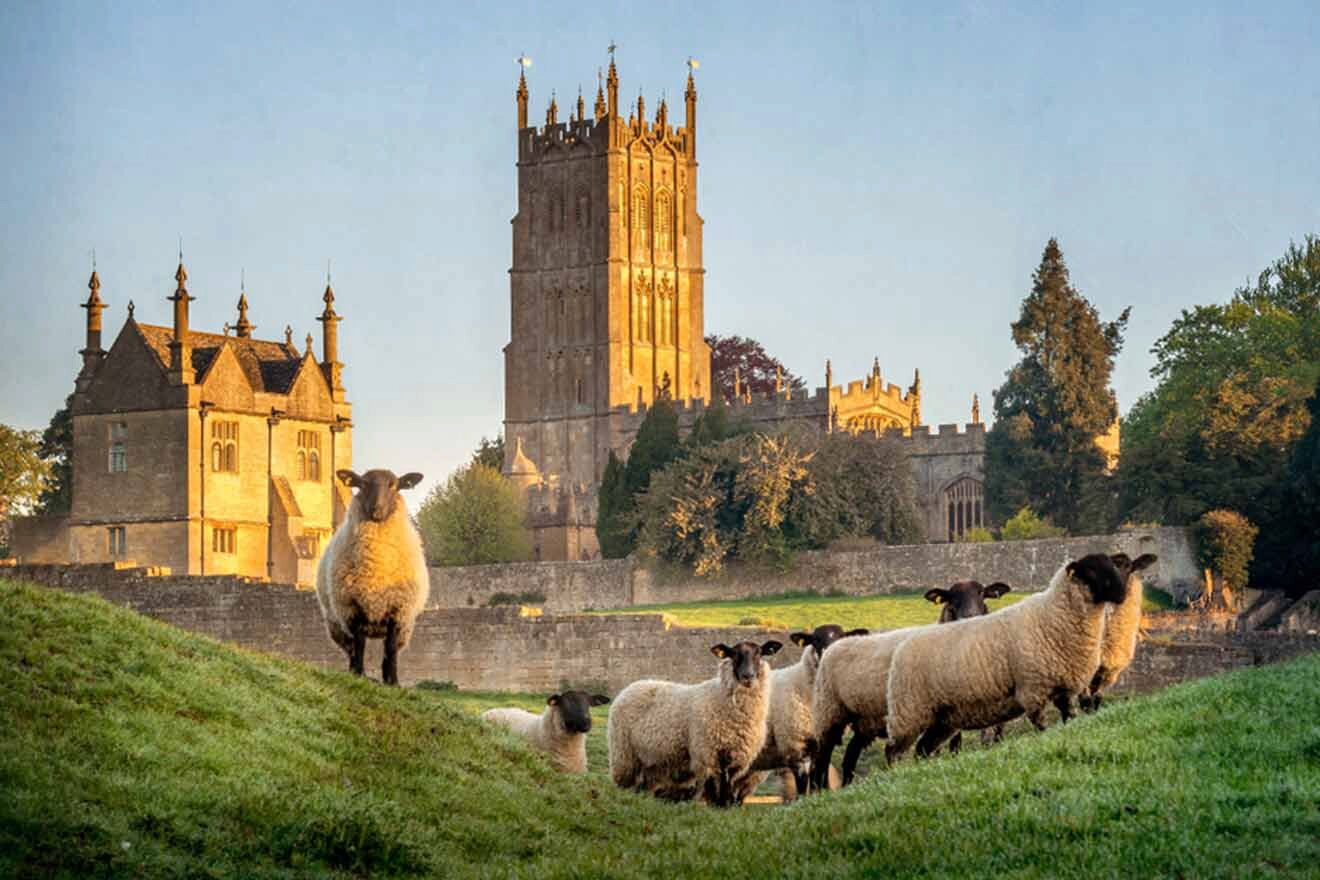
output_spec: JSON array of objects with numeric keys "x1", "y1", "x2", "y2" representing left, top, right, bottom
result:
[{"x1": 2, "y1": 578, "x2": 1317, "y2": 879}]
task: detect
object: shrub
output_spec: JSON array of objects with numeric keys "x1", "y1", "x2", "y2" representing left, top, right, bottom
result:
[
  {"x1": 415, "y1": 464, "x2": 532, "y2": 567},
  {"x1": 999, "y1": 507, "x2": 1067, "y2": 541},
  {"x1": 958, "y1": 527, "x2": 995, "y2": 543},
  {"x1": 737, "y1": 616, "x2": 788, "y2": 629},
  {"x1": 1194, "y1": 509, "x2": 1258, "y2": 591},
  {"x1": 486, "y1": 591, "x2": 546, "y2": 607}
]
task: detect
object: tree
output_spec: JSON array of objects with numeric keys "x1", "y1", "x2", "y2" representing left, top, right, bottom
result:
[
  {"x1": 415, "y1": 464, "x2": 532, "y2": 567},
  {"x1": 706, "y1": 334, "x2": 806, "y2": 402},
  {"x1": 986, "y1": 238, "x2": 1129, "y2": 533},
  {"x1": 37, "y1": 395, "x2": 73, "y2": 514},
  {"x1": 0, "y1": 424, "x2": 50, "y2": 554},
  {"x1": 595, "y1": 452, "x2": 632, "y2": 559},
  {"x1": 1117, "y1": 235, "x2": 1320, "y2": 589},
  {"x1": 594, "y1": 398, "x2": 684, "y2": 558},
  {"x1": 789, "y1": 433, "x2": 922, "y2": 548},
  {"x1": 1279, "y1": 374, "x2": 1320, "y2": 587},
  {"x1": 471, "y1": 434, "x2": 506, "y2": 472}
]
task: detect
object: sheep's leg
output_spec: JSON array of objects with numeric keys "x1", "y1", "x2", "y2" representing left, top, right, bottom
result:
[
  {"x1": 382, "y1": 617, "x2": 400, "y2": 687},
  {"x1": 979, "y1": 725, "x2": 1003, "y2": 747},
  {"x1": 841, "y1": 730, "x2": 876, "y2": 785},
  {"x1": 916, "y1": 723, "x2": 957, "y2": 759},
  {"x1": 792, "y1": 766, "x2": 811, "y2": 802},
  {"x1": 1027, "y1": 708, "x2": 1049, "y2": 731},
  {"x1": 812, "y1": 721, "x2": 846, "y2": 793},
  {"x1": 348, "y1": 618, "x2": 366, "y2": 676},
  {"x1": 947, "y1": 731, "x2": 963, "y2": 755},
  {"x1": 884, "y1": 734, "x2": 916, "y2": 767},
  {"x1": 1052, "y1": 689, "x2": 1074, "y2": 724},
  {"x1": 1089, "y1": 694, "x2": 1104, "y2": 712}
]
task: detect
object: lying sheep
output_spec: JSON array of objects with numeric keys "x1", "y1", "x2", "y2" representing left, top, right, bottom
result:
[
  {"x1": 738, "y1": 624, "x2": 867, "y2": 802},
  {"x1": 925, "y1": 580, "x2": 1011, "y2": 753},
  {"x1": 608, "y1": 639, "x2": 782, "y2": 807},
  {"x1": 884, "y1": 553, "x2": 1127, "y2": 764},
  {"x1": 315, "y1": 468, "x2": 428, "y2": 686},
  {"x1": 1080, "y1": 553, "x2": 1158, "y2": 712},
  {"x1": 482, "y1": 691, "x2": 610, "y2": 773}
]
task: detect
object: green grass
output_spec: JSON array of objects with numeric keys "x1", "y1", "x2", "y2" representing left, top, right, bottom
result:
[
  {"x1": 591, "y1": 587, "x2": 1178, "y2": 632},
  {"x1": 3, "y1": 577, "x2": 1318, "y2": 878}
]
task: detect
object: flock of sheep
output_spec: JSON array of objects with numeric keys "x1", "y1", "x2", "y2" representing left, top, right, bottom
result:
[{"x1": 314, "y1": 467, "x2": 1158, "y2": 804}]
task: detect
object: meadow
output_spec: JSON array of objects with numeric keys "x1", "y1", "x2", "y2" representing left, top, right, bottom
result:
[{"x1": 2, "y1": 577, "x2": 1315, "y2": 879}]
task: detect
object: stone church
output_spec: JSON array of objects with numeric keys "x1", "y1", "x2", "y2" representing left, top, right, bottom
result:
[
  {"x1": 13, "y1": 263, "x2": 353, "y2": 584},
  {"x1": 502, "y1": 58, "x2": 991, "y2": 560}
]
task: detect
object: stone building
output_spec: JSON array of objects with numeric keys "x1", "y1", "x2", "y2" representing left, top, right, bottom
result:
[
  {"x1": 12, "y1": 263, "x2": 353, "y2": 584},
  {"x1": 500, "y1": 57, "x2": 989, "y2": 558}
]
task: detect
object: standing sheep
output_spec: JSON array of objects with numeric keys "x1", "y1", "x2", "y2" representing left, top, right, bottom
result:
[
  {"x1": 481, "y1": 691, "x2": 610, "y2": 773},
  {"x1": 1080, "y1": 553, "x2": 1158, "y2": 712},
  {"x1": 608, "y1": 639, "x2": 783, "y2": 807},
  {"x1": 924, "y1": 580, "x2": 1011, "y2": 753},
  {"x1": 884, "y1": 553, "x2": 1127, "y2": 764},
  {"x1": 315, "y1": 468, "x2": 429, "y2": 686}
]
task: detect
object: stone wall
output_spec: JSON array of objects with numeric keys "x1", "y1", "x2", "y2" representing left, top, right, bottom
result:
[
  {"x1": 429, "y1": 527, "x2": 1202, "y2": 613},
  {"x1": 14, "y1": 559, "x2": 1315, "y2": 697},
  {"x1": 10, "y1": 516, "x2": 70, "y2": 563}
]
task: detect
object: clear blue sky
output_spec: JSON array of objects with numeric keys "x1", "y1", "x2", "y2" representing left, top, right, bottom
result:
[{"x1": 2, "y1": 1, "x2": 1317, "y2": 495}]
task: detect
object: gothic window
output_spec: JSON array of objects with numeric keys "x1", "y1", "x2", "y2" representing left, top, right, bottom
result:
[
  {"x1": 655, "y1": 189, "x2": 672, "y2": 252},
  {"x1": 297, "y1": 451, "x2": 306, "y2": 480},
  {"x1": 108, "y1": 422, "x2": 127, "y2": 473},
  {"x1": 944, "y1": 477, "x2": 985, "y2": 542},
  {"x1": 107, "y1": 526, "x2": 126, "y2": 556},
  {"x1": 211, "y1": 421, "x2": 239, "y2": 472},
  {"x1": 298, "y1": 431, "x2": 322, "y2": 482},
  {"x1": 632, "y1": 185, "x2": 650, "y2": 251},
  {"x1": 640, "y1": 283, "x2": 651, "y2": 343}
]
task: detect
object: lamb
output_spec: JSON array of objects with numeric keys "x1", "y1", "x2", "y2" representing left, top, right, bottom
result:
[
  {"x1": 481, "y1": 691, "x2": 610, "y2": 774},
  {"x1": 884, "y1": 553, "x2": 1127, "y2": 764},
  {"x1": 314, "y1": 468, "x2": 429, "y2": 686},
  {"x1": 809, "y1": 580, "x2": 1011, "y2": 790},
  {"x1": 1080, "y1": 553, "x2": 1158, "y2": 712},
  {"x1": 738, "y1": 624, "x2": 867, "y2": 801},
  {"x1": 607, "y1": 639, "x2": 783, "y2": 807}
]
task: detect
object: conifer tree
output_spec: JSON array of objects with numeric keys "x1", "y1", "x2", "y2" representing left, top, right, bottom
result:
[
  {"x1": 1283, "y1": 376, "x2": 1320, "y2": 585},
  {"x1": 595, "y1": 452, "x2": 632, "y2": 559},
  {"x1": 986, "y1": 239, "x2": 1129, "y2": 533},
  {"x1": 595, "y1": 397, "x2": 683, "y2": 558}
]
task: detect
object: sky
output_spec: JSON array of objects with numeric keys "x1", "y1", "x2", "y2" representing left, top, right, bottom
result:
[{"x1": 2, "y1": 1, "x2": 1317, "y2": 496}]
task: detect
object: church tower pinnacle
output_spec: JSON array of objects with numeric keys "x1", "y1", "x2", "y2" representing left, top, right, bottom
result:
[{"x1": 167, "y1": 254, "x2": 195, "y2": 385}]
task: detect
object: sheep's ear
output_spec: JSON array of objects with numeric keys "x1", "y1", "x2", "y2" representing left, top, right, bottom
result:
[
  {"x1": 546, "y1": 694, "x2": 560, "y2": 706},
  {"x1": 710, "y1": 644, "x2": 731, "y2": 659},
  {"x1": 924, "y1": 588, "x2": 948, "y2": 605},
  {"x1": 983, "y1": 582, "x2": 1011, "y2": 599},
  {"x1": 845, "y1": 628, "x2": 870, "y2": 637},
  {"x1": 590, "y1": 694, "x2": 611, "y2": 706},
  {"x1": 1131, "y1": 553, "x2": 1158, "y2": 573},
  {"x1": 398, "y1": 472, "x2": 424, "y2": 490},
  {"x1": 337, "y1": 469, "x2": 362, "y2": 488},
  {"x1": 790, "y1": 632, "x2": 811, "y2": 648},
  {"x1": 1110, "y1": 553, "x2": 1132, "y2": 570},
  {"x1": 760, "y1": 640, "x2": 783, "y2": 656}
]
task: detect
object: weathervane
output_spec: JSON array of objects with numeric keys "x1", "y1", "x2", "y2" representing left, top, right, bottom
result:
[
  {"x1": 517, "y1": 53, "x2": 532, "y2": 71},
  {"x1": 607, "y1": 40, "x2": 617, "y2": 59},
  {"x1": 686, "y1": 56, "x2": 700, "y2": 73}
]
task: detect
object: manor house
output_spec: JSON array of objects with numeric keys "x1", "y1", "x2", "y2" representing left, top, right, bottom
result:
[
  {"x1": 501, "y1": 57, "x2": 989, "y2": 560},
  {"x1": 13, "y1": 264, "x2": 352, "y2": 583}
]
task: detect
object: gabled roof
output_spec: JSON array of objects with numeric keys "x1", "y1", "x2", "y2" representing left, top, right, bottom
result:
[{"x1": 135, "y1": 323, "x2": 304, "y2": 394}]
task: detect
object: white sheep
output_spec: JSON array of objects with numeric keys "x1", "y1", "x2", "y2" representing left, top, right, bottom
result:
[
  {"x1": 608, "y1": 639, "x2": 783, "y2": 807},
  {"x1": 481, "y1": 691, "x2": 610, "y2": 773},
  {"x1": 884, "y1": 553, "x2": 1128, "y2": 763},
  {"x1": 739, "y1": 624, "x2": 867, "y2": 802},
  {"x1": 1080, "y1": 553, "x2": 1158, "y2": 712},
  {"x1": 315, "y1": 468, "x2": 429, "y2": 686}
]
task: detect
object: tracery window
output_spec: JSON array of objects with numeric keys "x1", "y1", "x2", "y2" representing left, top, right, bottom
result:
[
  {"x1": 944, "y1": 477, "x2": 985, "y2": 542},
  {"x1": 211, "y1": 421, "x2": 239, "y2": 472},
  {"x1": 655, "y1": 189, "x2": 672, "y2": 252},
  {"x1": 298, "y1": 431, "x2": 322, "y2": 482},
  {"x1": 632, "y1": 185, "x2": 650, "y2": 251}
]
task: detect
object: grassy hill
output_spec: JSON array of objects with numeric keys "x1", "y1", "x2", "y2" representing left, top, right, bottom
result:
[{"x1": 2, "y1": 577, "x2": 1317, "y2": 879}]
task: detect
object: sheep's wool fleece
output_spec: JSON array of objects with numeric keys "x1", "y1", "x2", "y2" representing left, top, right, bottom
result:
[
  {"x1": 886, "y1": 563, "x2": 1110, "y2": 739},
  {"x1": 1094, "y1": 574, "x2": 1145, "y2": 691},
  {"x1": 608, "y1": 659, "x2": 772, "y2": 792},
  {"x1": 811, "y1": 626, "x2": 931, "y2": 741},
  {"x1": 481, "y1": 707, "x2": 589, "y2": 774},
  {"x1": 315, "y1": 498, "x2": 429, "y2": 639}
]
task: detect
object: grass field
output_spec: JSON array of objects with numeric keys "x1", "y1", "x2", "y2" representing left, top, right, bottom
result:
[
  {"x1": 590, "y1": 586, "x2": 1176, "y2": 631},
  {"x1": 2, "y1": 577, "x2": 1315, "y2": 879}
]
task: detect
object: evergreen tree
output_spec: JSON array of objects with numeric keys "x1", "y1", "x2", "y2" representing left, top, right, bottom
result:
[
  {"x1": 36, "y1": 395, "x2": 73, "y2": 515},
  {"x1": 1283, "y1": 376, "x2": 1320, "y2": 586},
  {"x1": 595, "y1": 452, "x2": 632, "y2": 559},
  {"x1": 470, "y1": 434, "x2": 505, "y2": 472},
  {"x1": 986, "y1": 239, "x2": 1129, "y2": 533},
  {"x1": 623, "y1": 396, "x2": 682, "y2": 499}
]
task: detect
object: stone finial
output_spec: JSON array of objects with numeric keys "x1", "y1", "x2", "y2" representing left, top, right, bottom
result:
[
  {"x1": 234, "y1": 292, "x2": 254, "y2": 338},
  {"x1": 516, "y1": 55, "x2": 530, "y2": 129},
  {"x1": 594, "y1": 69, "x2": 607, "y2": 120},
  {"x1": 546, "y1": 91, "x2": 558, "y2": 126},
  {"x1": 636, "y1": 90, "x2": 645, "y2": 125},
  {"x1": 575, "y1": 87, "x2": 585, "y2": 123},
  {"x1": 825, "y1": 358, "x2": 833, "y2": 390},
  {"x1": 305, "y1": 332, "x2": 314, "y2": 355},
  {"x1": 972, "y1": 393, "x2": 981, "y2": 425},
  {"x1": 655, "y1": 95, "x2": 668, "y2": 129},
  {"x1": 128, "y1": 299, "x2": 135, "y2": 318},
  {"x1": 732, "y1": 366, "x2": 741, "y2": 401},
  {"x1": 284, "y1": 324, "x2": 293, "y2": 346},
  {"x1": 774, "y1": 366, "x2": 783, "y2": 393}
]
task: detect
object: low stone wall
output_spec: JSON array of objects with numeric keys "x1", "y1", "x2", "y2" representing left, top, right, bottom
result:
[
  {"x1": 13, "y1": 562, "x2": 1316, "y2": 697},
  {"x1": 430, "y1": 527, "x2": 1201, "y2": 612}
]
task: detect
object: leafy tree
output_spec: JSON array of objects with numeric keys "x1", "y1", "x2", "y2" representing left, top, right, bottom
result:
[
  {"x1": 37, "y1": 395, "x2": 73, "y2": 514},
  {"x1": 685, "y1": 396, "x2": 745, "y2": 451},
  {"x1": 998, "y1": 507, "x2": 1067, "y2": 541},
  {"x1": 1280, "y1": 374, "x2": 1320, "y2": 586},
  {"x1": 706, "y1": 334, "x2": 806, "y2": 402},
  {"x1": 1193, "y1": 509, "x2": 1258, "y2": 609},
  {"x1": 789, "y1": 433, "x2": 922, "y2": 548},
  {"x1": 0, "y1": 424, "x2": 50, "y2": 554},
  {"x1": 986, "y1": 238, "x2": 1129, "y2": 533},
  {"x1": 595, "y1": 452, "x2": 632, "y2": 559},
  {"x1": 471, "y1": 434, "x2": 506, "y2": 472},
  {"x1": 416, "y1": 464, "x2": 531, "y2": 567}
]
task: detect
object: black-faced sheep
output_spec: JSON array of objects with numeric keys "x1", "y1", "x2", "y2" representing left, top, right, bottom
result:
[
  {"x1": 607, "y1": 639, "x2": 783, "y2": 807},
  {"x1": 315, "y1": 468, "x2": 428, "y2": 686},
  {"x1": 884, "y1": 553, "x2": 1127, "y2": 764},
  {"x1": 925, "y1": 580, "x2": 1011, "y2": 753},
  {"x1": 481, "y1": 691, "x2": 610, "y2": 773},
  {"x1": 1080, "y1": 553, "x2": 1158, "y2": 712}
]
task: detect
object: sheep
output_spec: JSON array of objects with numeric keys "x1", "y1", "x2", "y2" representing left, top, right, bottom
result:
[
  {"x1": 1079, "y1": 553, "x2": 1158, "y2": 712},
  {"x1": 315, "y1": 468, "x2": 429, "y2": 686},
  {"x1": 737, "y1": 624, "x2": 868, "y2": 802},
  {"x1": 884, "y1": 553, "x2": 1127, "y2": 764},
  {"x1": 607, "y1": 639, "x2": 783, "y2": 807},
  {"x1": 808, "y1": 580, "x2": 1012, "y2": 790},
  {"x1": 481, "y1": 691, "x2": 610, "y2": 773},
  {"x1": 924, "y1": 580, "x2": 1011, "y2": 753}
]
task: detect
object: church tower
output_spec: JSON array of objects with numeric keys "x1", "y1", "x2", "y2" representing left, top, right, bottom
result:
[{"x1": 504, "y1": 55, "x2": 710, "y2": 557}]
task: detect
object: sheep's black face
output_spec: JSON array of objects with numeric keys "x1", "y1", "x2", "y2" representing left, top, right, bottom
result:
[
  {"x1": 925, "y1": 580, "x2": 1012, "y2": 622},
  {"x1": 1067, "y1": 554, "x2": 1127, "y2": 605},
  {"x1": 790, "y1": 624, "x2": 869, "y2": 657},
  {"x1": 549, "y1": 690, "x2": 609, "y2": 734},
  {"x1": 338, "y1": 469, "x2": 423, "y2": 523},
  {"x1": 711, "y1": 640, "x2": 782, "y2": 687}
]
